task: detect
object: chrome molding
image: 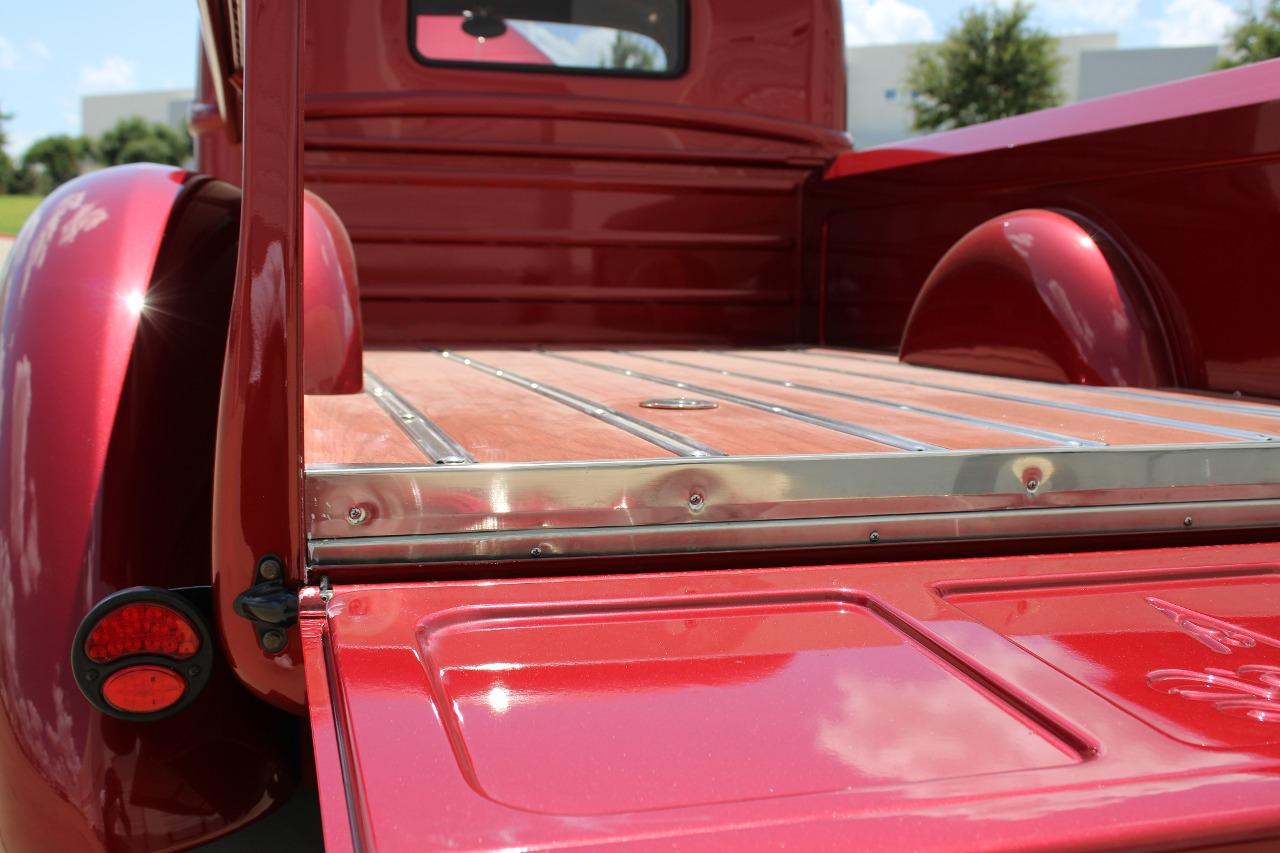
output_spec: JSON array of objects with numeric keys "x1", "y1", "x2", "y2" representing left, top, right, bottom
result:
[
  {"x1": 442, "y1": 352, "x2": 725, "y2": 458},
  {"x1": 625, "y1": 350, "x2": 1102, "y2": 448},
  {"x1": 545, "y1": 351, "x2": 941, "y2": 452},
  {"x1": 1092, "y1": 387, "x2": 1280, "y2": 419},
  {"x1": 306, "y1": 442, "x2": 1280, "y2": 546},
  {"x1": 308, "y1": 498, "x2": 1280, "y2": 566},
  {"x1": 733, "y1": 352, "x2": 1280, "y2": 443},
  {"x1": 364, "y1": 370, "x2": 474, "y2": 464}
]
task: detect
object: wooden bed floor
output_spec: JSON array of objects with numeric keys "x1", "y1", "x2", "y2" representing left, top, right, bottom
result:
[{"x1": 304, "y1": 348, "x2": 1280, "y2": 467}]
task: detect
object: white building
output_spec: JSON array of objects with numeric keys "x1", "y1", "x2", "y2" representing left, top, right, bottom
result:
[
  {"x1": 81, "y1": 89, "x2": 194, "y2": 139},
  {"x1": 847, "y1": 36, "x2": 1223, "y2": 148}
]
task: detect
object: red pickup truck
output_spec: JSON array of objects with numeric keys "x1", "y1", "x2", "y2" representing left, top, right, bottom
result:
[{"x1": 2, "y1": 1, "x2": 1279, "y2": 850}]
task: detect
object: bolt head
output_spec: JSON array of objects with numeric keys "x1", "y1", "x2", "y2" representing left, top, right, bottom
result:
[
  {"x1": 261, "y1": 630, "x2": 288, "y2": 654},
  {"x1": 258, "y1": 557, "x2": 283, "y2": 581}
]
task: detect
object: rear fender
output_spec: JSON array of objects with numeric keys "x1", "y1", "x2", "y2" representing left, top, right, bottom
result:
[
  {"x1": 899, "y1": 209, "x2": 1176, "y2": 387},
  {"x1": 0, "y1": 166, "x2": 297, "y2": 852}
]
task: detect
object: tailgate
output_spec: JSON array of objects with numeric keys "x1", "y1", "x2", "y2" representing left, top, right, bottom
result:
[{"x1": 300, "y1": 543, "x2": 1280, "y2": 852}]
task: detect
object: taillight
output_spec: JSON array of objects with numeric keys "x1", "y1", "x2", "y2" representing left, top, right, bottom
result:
[
  {"x1": 72, "y1": 587, "x2": 213, "y2": 721},
  {"x1": 84, "y1": 603, "x2": 199, "y2": 663}
]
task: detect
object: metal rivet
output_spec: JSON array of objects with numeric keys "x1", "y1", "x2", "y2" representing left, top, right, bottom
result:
[
  {"x1": 869, "y1": 531, "x2": 881, "y2": 543},
  {"x1": 1184, "y1": 516, "x2": 1194, "y2": 527},
  {"x1": 347, "y1": 506, "x2": 369, "y2": 525},
  {"x1": 529, "y1": 547, "x2": 543, "y2": 558},
  {"x1": 688, "y1": 493, "x2": 705, "y2": 510},
  {"x1": 258, "y1": 557, "x2": 283, "y2": 581},
  {"x1": 261, "y1": 630, "x2": 287, "y2": 654}
]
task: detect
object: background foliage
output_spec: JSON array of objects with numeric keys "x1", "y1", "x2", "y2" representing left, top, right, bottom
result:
[{"x1": 906, "y1": 2, "x2": 1063, "y2": 132}]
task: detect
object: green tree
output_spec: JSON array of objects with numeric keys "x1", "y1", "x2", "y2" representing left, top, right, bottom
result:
[
  {"x1": 0, "y1": 108, "x2": 18, "y2": 194},
  {"x1": 22, "y1": 134, "x2": 90, "y2": 191},
  {"x1": 906, "y1": 2, "x2": 1063, "y2": 132},
  {"x1": 602, "y1": 31, "x2": 658, "y2": 71},
  {"x1": 1217, "y1": 0, "x2": 1280, "y2": 68},
  {"x1": 95, "y1": 116, "x2": 192, "y2": 167}
]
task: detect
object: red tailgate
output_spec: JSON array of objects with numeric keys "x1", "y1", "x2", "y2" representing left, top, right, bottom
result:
[{"x1": 301, "y1": 543, "x2": 1280, "y2": 851}]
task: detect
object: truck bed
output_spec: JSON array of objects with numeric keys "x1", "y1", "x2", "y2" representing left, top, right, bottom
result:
[{"x1": 304, "y1": 348, "x2": 1280, "y2": 567}]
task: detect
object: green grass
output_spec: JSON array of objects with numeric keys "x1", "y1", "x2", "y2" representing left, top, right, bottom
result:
[{"x1": 0, "y1": 195, "x2": 42, "y2": 235}]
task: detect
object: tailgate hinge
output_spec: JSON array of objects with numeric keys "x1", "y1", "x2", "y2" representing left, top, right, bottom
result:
[{"x1": 232, "y1": 555, "x2": 299, "y2": 654}]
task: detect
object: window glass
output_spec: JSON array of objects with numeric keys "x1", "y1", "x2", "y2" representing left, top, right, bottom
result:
[{"x1": 410, "y1": 1, "x2": 686, "y2": 76}]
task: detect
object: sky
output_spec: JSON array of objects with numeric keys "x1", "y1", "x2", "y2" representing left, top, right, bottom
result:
[{"x1": 0, "y1": 0, "x2": 1246, "y2": 159}]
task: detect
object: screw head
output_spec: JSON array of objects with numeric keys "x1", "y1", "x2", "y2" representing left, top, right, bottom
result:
[
  {"x1": 84, "y1": 669, "x2": 99, "y2": 682},
  {"x1": 1183, "y1": 516, "x2": 1194, "y2": 527},
  {"x1": 529, "y1": 547, "x2": 543, "y2": 558},
  {"x1": 688, "y1": 493, "x2": 705, "y2": 510},
  {"x1": 1025, "y1": 479, "x2": 1039, "y2": 492},
  {"x1": 869, "y1": 531, "x2": 881, "y2": 543},
  {"x1": 347, "y1": 506, "x2": 369, "y2": 525},
  {"x1": 258, "y1": 557, "x2": 283, "y2": 581},
  {"x1": 187, "y1": 665, "x2": 202, "y2": 678},
  {"x1": 261, "y1": 630, "x2": 287, "y2": 654}
]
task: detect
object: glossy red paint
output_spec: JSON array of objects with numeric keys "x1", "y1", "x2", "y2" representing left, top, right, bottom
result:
[
  {"x1": 305, "y1": 542, "x2": 1280, "y2": 850},
  {"x1": 827, "y1": 59, "x2": 1280, "y2": 178},
  {"x1": 811, "y1": 60, "x2": 1280, "y2": 397},
  {"x1": 0, "y1": 167, "x2": 295, "y2": 851},
  {"x1": 297, "y1": 0, "x2": 846, "y2": 346},
  {"x1": 303, "y1": 190, "x2": 363, "y2": 395},
  {"x1": 211, "y1": 0, "x2": 307, "y2": 710},
  {"x1": 900, "y1": 209, "x2": 1174, "y2": 386}
]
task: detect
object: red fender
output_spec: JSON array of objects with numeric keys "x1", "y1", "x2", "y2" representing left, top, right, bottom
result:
[
  {"x1": 0, "y1": 166, "x2": 299, "y2": 852},
  {"x1": 899, "y1": 209, "x2": 1174, "y2": 386},
  {"x1": 303, "y1": 190, "x2": 363, "y2": 394}
]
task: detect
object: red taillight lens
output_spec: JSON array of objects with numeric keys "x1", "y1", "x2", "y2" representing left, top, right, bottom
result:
[
  {"x1": 84, "y1": 603, "x2": 200, "y2": 663},
  {"x1": 101, "y1": 665, "x2": 187, "y2": 713},
  {"x1": 73, "y1": 587, "x2": 213, "y2": 720}
]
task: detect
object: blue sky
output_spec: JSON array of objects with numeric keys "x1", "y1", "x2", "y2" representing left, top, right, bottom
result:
[{"x1": 0, "y1": 0, "x2": 1245, "y2": 158}]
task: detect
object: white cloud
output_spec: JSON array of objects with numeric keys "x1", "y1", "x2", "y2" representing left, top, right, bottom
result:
[
  {"x1": 843, "y1": 0, "x2": 936, "y2": 46},
  {"x1": 0, "y1": 36, "x2": 17, "y2": 71},
  {"x1": 28, "y1": 40, "x2": 49, "y2": 60},
  {"x1": 1008, "y1": 0, "x2": 1141, "y2": 31},
  {"x1": 1153, "y1": 0, "x2": 1239, "y2": 45},
  {"x1": 7, "y1": 130, "x2": 40, "y2": 159},
  {"x1": 77, "y1": 55, "x2": 138, "y2": 94}
]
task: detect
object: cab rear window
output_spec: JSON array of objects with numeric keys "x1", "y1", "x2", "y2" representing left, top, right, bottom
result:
[{"x1": 410, "y1": 1, "x2": 687, "y2": 77}]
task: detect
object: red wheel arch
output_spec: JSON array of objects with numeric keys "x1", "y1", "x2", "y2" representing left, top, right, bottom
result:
[{"x1": 900, "y1": 209, "x2": 1175, "y2": 387}]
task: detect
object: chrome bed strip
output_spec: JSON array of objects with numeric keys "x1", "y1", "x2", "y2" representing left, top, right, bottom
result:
[
  {"x1": 305, "y1": 442, "x2": 1280, "y2": 549},
  {"x1": 544, "y1": 351, "x2": 940, "y2": 452},
  {"x1": 308, "y1": 498, "x2": 1280, "y2": 566},
  {"x1": 732, "y1": 352, "x2": 1280, "y2": 443},
  {"x1": 623, "y1": 351, "x2": 1102, "y2": 448},
  {"x1": 363, "y1": 370, "x2": 475, "y2": 464},
  {"x1": 442, "y1": 352, "x2": 725, "y2": 458}
]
